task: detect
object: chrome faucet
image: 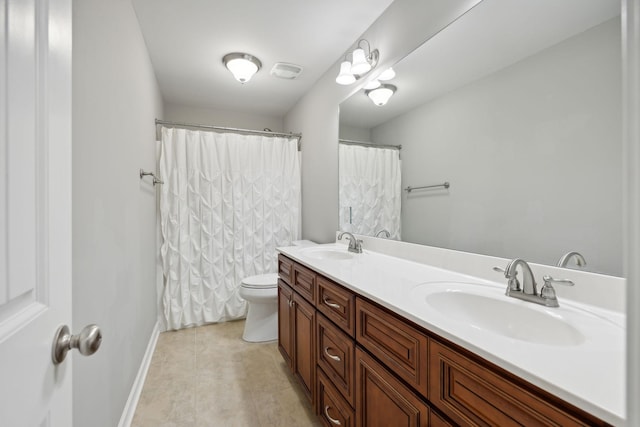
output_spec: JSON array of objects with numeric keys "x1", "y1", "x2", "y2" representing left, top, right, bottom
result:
[
  {"x1": 556, "y1": 251, "x2": 587, "y2": 269},
  {"x1": 374, "y1": 229, "x2": 391, "y2": 238},
  {"x1": 338, "y1": 231, "x2": 363, "y2": 253},
  {"x1": 494, "y1": 258, "x2": 574, "y2": 307}
]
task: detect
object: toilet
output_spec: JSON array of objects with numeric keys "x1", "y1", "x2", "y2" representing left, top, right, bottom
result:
[
  {"x1": 239, "y1": 240, "x2": 316, "y2": 342},
  {"x1": 239, "y1": 273, "x2": 279, "y2": 342}
]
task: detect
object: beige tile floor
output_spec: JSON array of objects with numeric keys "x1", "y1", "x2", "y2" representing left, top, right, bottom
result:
[{"x1": 132, "y1": 320, "x2": 321, "y2": 427}]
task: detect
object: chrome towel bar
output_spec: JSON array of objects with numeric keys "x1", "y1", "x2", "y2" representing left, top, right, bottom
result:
[
  {"x1": 139, "y1": 169, "x2": 163, "y2": 186},
  {"x1": 404, "y1": 182, "x2": 450, "y2": 193}
]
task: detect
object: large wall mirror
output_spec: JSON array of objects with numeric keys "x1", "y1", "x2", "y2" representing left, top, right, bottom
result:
[{"x1": 339, "y1": 0, "x2": 622, "y2": 276}]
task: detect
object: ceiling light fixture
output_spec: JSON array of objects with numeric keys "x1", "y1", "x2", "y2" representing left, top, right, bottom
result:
[
  {"x1": 223, "y1": 52, "x2": 262, "y2": 84},
  {"x1": 335, "y1": 39, "x2": 379, "y2": 85},
  {"x1": 363, "y1": 79, "x2": 381, "y2": 90},
  {"x1": 365, "y1": 84, "x2": 396, "y2": 106}
]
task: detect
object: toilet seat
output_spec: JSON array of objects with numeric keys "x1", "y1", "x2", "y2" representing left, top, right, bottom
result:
[{"x1": 241, "y1": 273, "x2": 278, "y2": 289}]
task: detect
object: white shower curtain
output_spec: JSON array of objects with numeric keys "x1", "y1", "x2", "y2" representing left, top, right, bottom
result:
[
  {"x1": 339, "y1": 143, "x2": 401, "y2": 239},
  {"x1": 159, "y1": 127, "x2": 301, "y2": 330}
]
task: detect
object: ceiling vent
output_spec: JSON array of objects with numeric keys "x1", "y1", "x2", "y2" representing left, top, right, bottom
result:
[{"x1": 270, "y1": 63, "x2": 303, "y2": 80}]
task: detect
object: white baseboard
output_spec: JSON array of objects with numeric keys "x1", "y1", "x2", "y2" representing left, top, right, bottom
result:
[{"x1": 118, "y1": 320, "x2": 161, "y2": 427}]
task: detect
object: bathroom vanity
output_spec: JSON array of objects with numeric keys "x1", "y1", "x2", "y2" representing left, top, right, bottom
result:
[{"x1": 276, "y1": 243, "x2": 624, "y2": 426}]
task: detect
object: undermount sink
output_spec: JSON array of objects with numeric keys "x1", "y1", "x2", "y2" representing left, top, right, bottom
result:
[
  {"x1": 300, "y1": 246, "x2": 354, "y2": 261},
  {"x1": 412, "y1": 282, "x2": 588, "y2": 346}
]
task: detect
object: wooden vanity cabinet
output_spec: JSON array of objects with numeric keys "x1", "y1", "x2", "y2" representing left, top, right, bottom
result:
[{"x1": 276, "y1": 254, "x2": 610, "y2": 427}]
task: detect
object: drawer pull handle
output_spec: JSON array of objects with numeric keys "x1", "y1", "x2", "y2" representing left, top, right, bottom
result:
[
  {"x1": 322, "y1": 296, "x2": 341, "y2": 309},
  {"x1": 324, "y1": 405, "x2": 342, "y2": 425},
  {"x1": 324, "y1": 346, "x2": 341, "y2": 362}
]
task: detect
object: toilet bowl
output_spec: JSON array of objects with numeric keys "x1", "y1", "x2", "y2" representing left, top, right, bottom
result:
[{"x1": 239, "y1": 273, "x2": 279, "y2": 342}]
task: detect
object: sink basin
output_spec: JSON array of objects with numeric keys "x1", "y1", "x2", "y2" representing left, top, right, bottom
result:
[
  {"x1": 300, "y1": 246, "x2": 354, "y2": 261},
  {"x1": 412, "y1": 282, "x2": 587, "y2": 346}
]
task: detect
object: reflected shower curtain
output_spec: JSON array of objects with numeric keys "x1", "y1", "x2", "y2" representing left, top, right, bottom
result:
[
  {"x1": 159, "y1": 127, "x2": 301, "y2": 330},
  {"x1": 339, "y1": 144, "x2": 401, "y2": 239}
]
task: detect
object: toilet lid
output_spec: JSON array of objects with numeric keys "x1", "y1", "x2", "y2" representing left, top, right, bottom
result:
[{"x1": 241, "y1": 273, "x2": 279, "y2": 289}]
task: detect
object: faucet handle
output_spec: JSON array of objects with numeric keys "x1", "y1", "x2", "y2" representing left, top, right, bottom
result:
[
  {"x1": 493, "y1": 266, "x2": 520, "y2": 292},
  {"x1": 542, "y1": 275, "x2": 575, "y2": 287},
  {"x1": 540, "y1": 275, "x2": 574, "y2": 304}
]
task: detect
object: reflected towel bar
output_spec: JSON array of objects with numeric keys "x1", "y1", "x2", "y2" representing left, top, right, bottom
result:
[
  {"x1": 139, "y1": 169, "x2": 163, "y2": 186},
  {"x1": 404, "y1": 182, "x2": 450, "y2": 193}
]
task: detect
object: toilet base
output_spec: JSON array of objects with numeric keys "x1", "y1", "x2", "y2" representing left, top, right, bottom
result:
[{"x1": 242, "y1": 300, "x2": 278, "y2": 342}]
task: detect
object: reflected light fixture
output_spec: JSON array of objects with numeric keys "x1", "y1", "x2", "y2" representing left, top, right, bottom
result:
[
  {"x1": 335, "y1": 39, "x2": 379, "y2": 85},
  {"x1": 223, "y1": 52, "x2": 262, "y2": 84},
  {"x1": 365, "y1": 84, "x2": 396, "y2": 106},
  {"x1": 378, "y1": 67, "x2": 396, "y2": 81}
]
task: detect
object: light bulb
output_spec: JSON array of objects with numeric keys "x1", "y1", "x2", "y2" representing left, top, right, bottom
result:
[{"x1": 336, "y1": 61, "x2": 356, "y2": 85}]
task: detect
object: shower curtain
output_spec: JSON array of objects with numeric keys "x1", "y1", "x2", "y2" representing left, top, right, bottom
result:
[
  {"x1": 339, "y1": 143, "x2": 401, "y2": 239},
  {"x1": 159, "y1": 127, "x2": 301, "y2": 330}
]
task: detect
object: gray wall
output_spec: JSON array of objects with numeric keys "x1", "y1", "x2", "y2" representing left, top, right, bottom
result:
[
  {"x1": 284, "y1": 0, "x2": 483, "y2": 243},
  {"x1": 72, "y1": 0, "x2": 163, "y2": 425},
  {"x1": 372, "y1": 19, "x2": 622, "y2": 275},
  {"x1": 164, "y1": 102, "x2": 284, "y2": 133}
]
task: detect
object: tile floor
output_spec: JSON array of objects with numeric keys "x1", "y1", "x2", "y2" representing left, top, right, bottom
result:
[{"x1": 132, "y1": 320, "x2": 321, "y2": 427}]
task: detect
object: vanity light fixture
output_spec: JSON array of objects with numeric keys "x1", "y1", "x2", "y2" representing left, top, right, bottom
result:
[
  {"x1": 335, "y1": 39, "x2": 379, "y2": 85},
  {"x1": 223, "y1": 52, "x2": 262, "y2": 84},
  {"x1": 365, "y1": 84, "x2": 396, "y2": 106}
]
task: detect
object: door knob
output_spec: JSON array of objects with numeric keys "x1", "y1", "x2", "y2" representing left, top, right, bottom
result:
[{"x1": 52, "y1": 324, "x2": 102, "y2": 365}]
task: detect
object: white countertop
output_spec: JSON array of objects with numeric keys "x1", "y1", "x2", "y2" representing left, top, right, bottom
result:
[{"x1": 278, "y1": 243, "x2": 626, "y2": 426}]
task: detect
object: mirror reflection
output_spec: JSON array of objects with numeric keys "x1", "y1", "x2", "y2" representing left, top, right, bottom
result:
[{"x1": 339, "y1": 0, "x2": 621, "y2": 276}]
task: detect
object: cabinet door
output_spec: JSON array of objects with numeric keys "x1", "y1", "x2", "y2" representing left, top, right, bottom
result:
[
  {"x1": 278, "y1": 281, "x2": 294, "y2": 369},
  {"x1": 355, "y1": 347, "x2": 429, "y2": 427},
  {"x1": 294, "y1": 293, "x2": 316, "y2": 406}
]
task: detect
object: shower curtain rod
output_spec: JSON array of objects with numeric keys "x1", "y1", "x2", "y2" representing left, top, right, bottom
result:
[
  {"x1": 155, "y1": 119, "x2": 302, "y2": 150},
  {"x1": 339, "y1": 138, "x2": 402, "y2": 151}
]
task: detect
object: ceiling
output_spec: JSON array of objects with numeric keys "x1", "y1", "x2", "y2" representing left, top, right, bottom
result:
[
  {"x1": 131, "y1": 0, "x2": 395, "y2": 117},
  {"x1": 340, "y1": 0, "x2": 620, "y2": 129}
]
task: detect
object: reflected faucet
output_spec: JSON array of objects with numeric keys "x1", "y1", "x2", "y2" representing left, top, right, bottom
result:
[
  {"x1": 374, "y1": 229, "x2": 391, "y2": 238},
  {"x1": 557, "y1": 251, "x2": 587, "y2": 269},
  {"x1": 338, "y1": 231, "x2": 363, "y2": 254}
]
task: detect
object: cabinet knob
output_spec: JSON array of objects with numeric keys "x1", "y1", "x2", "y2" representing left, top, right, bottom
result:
[{"x1": 324, "y1": 346, "x2": 342, "y2": 362}]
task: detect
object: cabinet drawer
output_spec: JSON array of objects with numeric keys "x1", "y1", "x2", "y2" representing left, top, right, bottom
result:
[
  {"x1": 317, "y1": 276, "x2": 355, "y2": 337},
  {"x1": 356, "y1": 298, "x2": 428, "y2": 396},
  {"x1": 429, "y1": 340, "x2": 608, "y2": 427},
  {"x1": 317, "y1": 369, "x2": 355, "y2": 427},
  {"x1": 356, "y1": 346, "x2": 429, "y2": 427},
  {"x1": 278, "y1": 254, "x2": 293, "y2": 286},
  {"x1": 293, "y1": 263, "x2": 316, "y2": 304},
  {"x1": 317, "y1": 313, "x2": 355, "y2": 406}
]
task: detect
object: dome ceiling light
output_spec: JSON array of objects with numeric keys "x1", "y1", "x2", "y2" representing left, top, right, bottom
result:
[
  {"x1": 223, "y1": 52, "x2": 262, "y2": 84},
  {"x1": 365, "y1": 84, "x2": 397, "y2": 106}
]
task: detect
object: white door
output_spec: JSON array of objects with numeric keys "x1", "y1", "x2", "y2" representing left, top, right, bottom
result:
[{"x1": 0, "y1": 0, "x2": 74, "y2": 425}]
